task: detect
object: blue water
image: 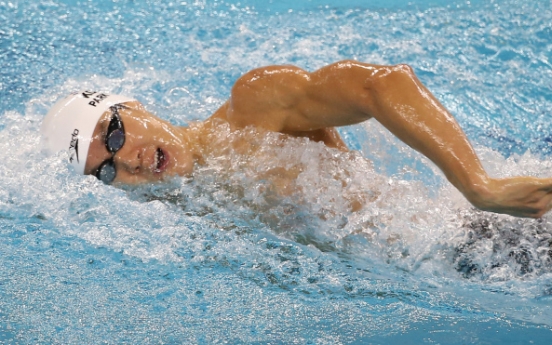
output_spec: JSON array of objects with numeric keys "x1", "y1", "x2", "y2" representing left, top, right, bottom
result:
[{"x1": 2, "y1": 0, "x2": 552, "y2": 343}]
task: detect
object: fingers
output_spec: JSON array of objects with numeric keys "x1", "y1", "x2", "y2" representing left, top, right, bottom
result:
[{"x1": 477, "y1": 177, "x2": 552, "y2": 218}]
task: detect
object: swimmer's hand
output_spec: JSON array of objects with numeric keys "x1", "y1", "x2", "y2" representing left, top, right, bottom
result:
[{"x1": 470, "y1": 177, "x2": 552, "y2": 218}]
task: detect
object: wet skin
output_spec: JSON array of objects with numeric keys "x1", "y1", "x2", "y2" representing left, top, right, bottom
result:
[
  {"x1": 85, "y1": 101, "x2": 199, "y2": 185},
  {"x1": 84, "y1": 60, "x2": 552, "y2": 218}
]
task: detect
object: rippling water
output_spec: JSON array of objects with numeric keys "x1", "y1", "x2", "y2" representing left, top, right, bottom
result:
[{"x1": 1, "y1": 0, "x2": 552, "y2": 343}]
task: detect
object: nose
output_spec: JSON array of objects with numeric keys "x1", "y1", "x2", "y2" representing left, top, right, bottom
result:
[{"x1": 113, "y1": 147, "x2": 142, "y2": 175}]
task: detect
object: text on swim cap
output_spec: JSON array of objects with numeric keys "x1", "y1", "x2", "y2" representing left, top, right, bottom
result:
[
  {"x1": 68, "y1": 129, "x2": 80, "y2": 164},
  {"x1": 82, "y1": 91, "x2": 108, "y2": 107}
]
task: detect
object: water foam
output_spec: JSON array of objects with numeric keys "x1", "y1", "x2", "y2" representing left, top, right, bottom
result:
[{"x1": 2, "y1": 0, "x2": 552, "y2": 341}]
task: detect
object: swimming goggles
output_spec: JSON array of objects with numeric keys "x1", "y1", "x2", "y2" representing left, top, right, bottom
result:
[{"x1": 95, "y1": 105, "x2": 126, "y2": 184}]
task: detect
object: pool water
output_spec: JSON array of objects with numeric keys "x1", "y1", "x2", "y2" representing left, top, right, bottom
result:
[{"x1": 1, "y1": 0, "x2": 552, "y2": 343}]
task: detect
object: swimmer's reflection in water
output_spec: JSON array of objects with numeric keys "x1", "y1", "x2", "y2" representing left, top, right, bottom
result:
[{"x1": 41, "y1": 60, "x2": 552, "y2": 218}]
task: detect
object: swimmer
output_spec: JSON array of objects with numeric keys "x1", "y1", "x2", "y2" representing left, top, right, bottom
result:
[{"x1": 41, "y1": 60, "x2": 552, "y2": 218}]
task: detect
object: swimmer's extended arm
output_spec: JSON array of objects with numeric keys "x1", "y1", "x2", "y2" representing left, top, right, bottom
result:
[{"x1": 222, "y1": 60, "x2": 552, "y2": 218}]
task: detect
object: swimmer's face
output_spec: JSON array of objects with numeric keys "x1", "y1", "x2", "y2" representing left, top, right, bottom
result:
[{"x1": 84, "y1": 101, "x2": 195, "y2": 185}]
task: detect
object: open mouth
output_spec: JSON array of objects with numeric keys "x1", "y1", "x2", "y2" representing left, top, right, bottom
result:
[{"x1": 153, "y1": 148, "x2": 169, "y2": 173}]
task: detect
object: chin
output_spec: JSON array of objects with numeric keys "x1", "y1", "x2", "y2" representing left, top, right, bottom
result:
[
  {"x1": 173, "y1": 163, "x2": 194, "y2": 177},
  {"x1": 171, "y1": 154, "x2": 195, "y2": 177}
]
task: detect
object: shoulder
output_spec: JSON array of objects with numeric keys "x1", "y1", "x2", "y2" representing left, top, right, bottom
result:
[
  {"x1": 231, "y1": 65, "x2": 310, "y2": 103},
  {"x1": 222, "y1": 65, "x2": 312, "y2": 131},
  {"x1": 236, "y1": 65, "x2": 310, "y2": 83}
]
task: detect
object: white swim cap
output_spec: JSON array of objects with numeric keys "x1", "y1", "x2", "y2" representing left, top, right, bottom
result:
[{"x1": 41, "y1": 90, "x2": 136, "y2": 174}]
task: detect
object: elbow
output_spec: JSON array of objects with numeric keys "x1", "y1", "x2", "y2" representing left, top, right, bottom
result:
[
  {"x1": 361, "y1": 63, "x2": 417, "y2": 111},
  {"x1": 392, "y1": 63, "x2": 415, "y2": 75},
  {"x1": 375, "y1": 63, "x2": 416, "y2": 86},
  {"x1": 363, "y1": 63, "x2": 416, "y2": 92},
  {"x1": 331, "y1": 60, "x2": 416, "y2": 86}
]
